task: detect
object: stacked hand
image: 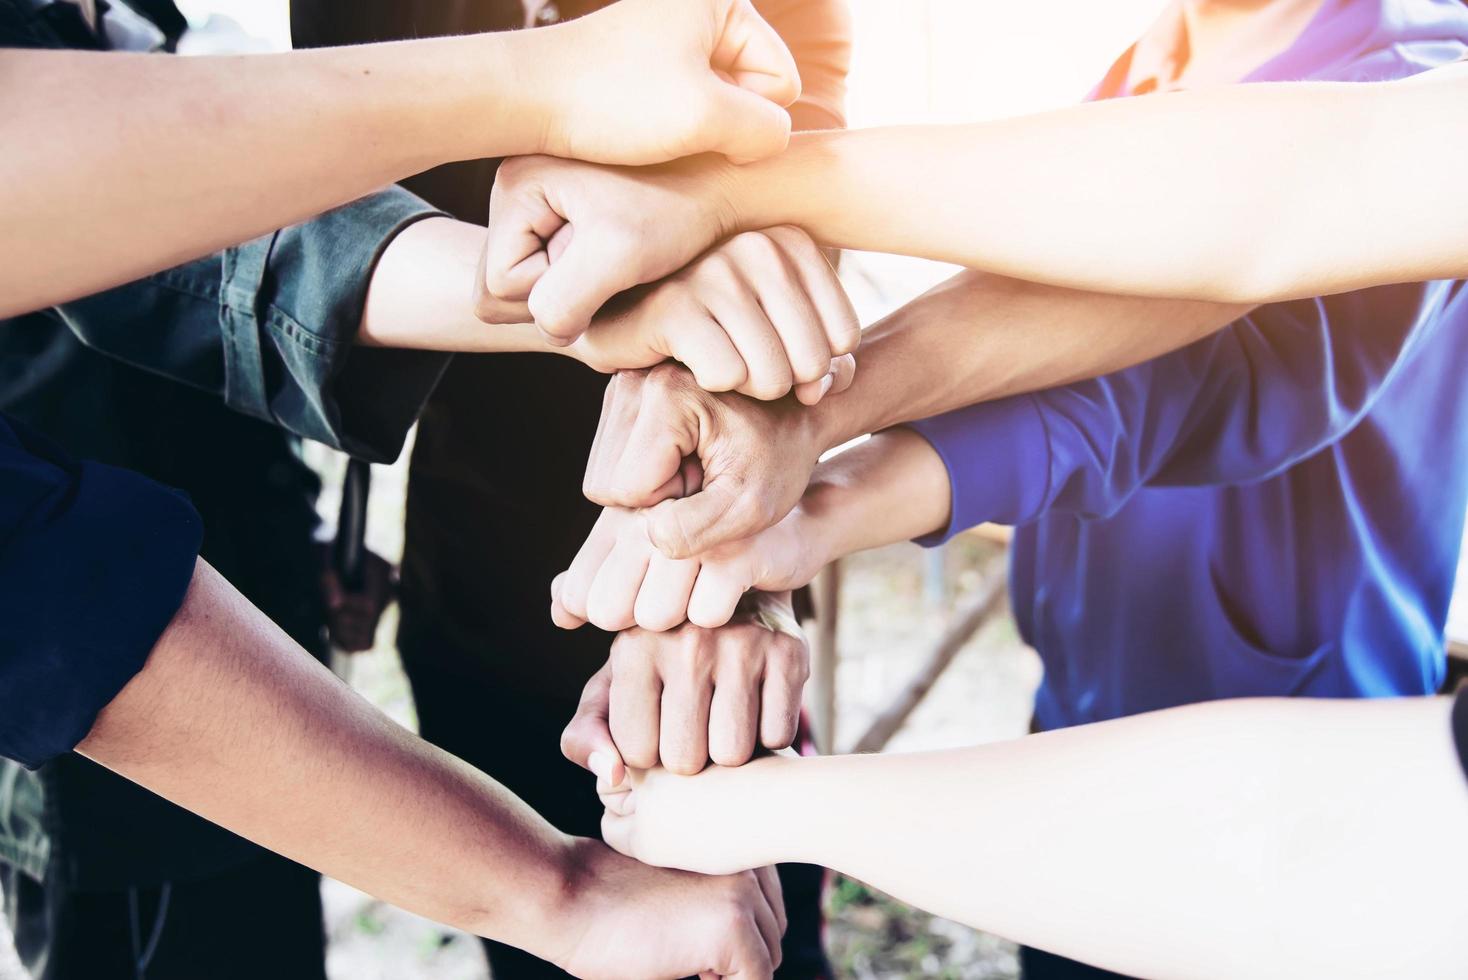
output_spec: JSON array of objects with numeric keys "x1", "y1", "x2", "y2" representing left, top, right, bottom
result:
[
  {"x1": 581, "y1": 363, "x2": 841, "y2": 560},
  {"x1": 541, "y1": 0, "x2": 800, "y2": 167},
  {"x1": 561, "y1": 591, "x2": 809, "y2": 777},
  {"x1": 556, "y1": 839, "x2": 785, "y2": 978},
  {"x1": 509, "y1": 226, "x2": 859, "y2": 405},
  {"x1": 551, "y1": 506, "x2": 826, "y2": 633},
  {"x1": 481, "y1": 153, "x2": 738, "y2": 345}
]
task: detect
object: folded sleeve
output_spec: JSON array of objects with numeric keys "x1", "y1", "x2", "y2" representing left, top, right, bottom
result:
[
  {"x1": 50, "y1": 187, "x2": 449, "y2": 463},
  {"x1": 0, "y1": 415, "x2": 202, "y2": 769},
  {"x1": 907, "y1": 281, "x2": 1447, "y2": 545}
]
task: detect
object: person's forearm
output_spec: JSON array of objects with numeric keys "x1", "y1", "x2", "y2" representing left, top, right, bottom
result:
[
  {"x1": 76, "y1": 560, "x2": 587, "y2": 965},
  {"x1": 796, "y1": 428, "x2": 953, "y2": 560},
  {"x1": 805, "y1": 270, "x2": 1251, "y2": 451},
  {"x1": 722, "y1": 64, "x2": 1468, "y2": 303},
  {"x1": 725, "y1": 697, "x2": 1468, "y2": 978},
  {"x1": 0, "y1": 38, "x2": 554, "y2": 320},
  {"x1": 360, "y1": 216, "x2": 547, "y2": 351}
]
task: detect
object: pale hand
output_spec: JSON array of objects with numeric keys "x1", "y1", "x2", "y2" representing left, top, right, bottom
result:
[
  {"x1": 479, "y1": 153, "x2": 736, "y2": 345},
  {"x1": 563, "y1": 226, "x2": 859, "y2": 405},
  {"x1": 540, "y1": 0, "x2": 799, "y2": 168},
  {"x1": 552, "y1": 507, "x2": 827, "y2": 632},
  {"x1": 598, "y1": 759, "x2": 788, "y2": 878},
  {"x1": 560, "y1": 592, "x2": 809, "y2": 777}
]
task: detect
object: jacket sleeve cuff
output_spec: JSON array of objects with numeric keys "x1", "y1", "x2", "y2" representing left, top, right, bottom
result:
[
  {"x1": 223, "y1": 186, "x2": 451, "y2": 463},
  {"x1": 0, "y1": 422, "x2": 202, "y2": 769},
  {"x1": 904, "y1": 395, "x2": 1051, "y2": 546}
]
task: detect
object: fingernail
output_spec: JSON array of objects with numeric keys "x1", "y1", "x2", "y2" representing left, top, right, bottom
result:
[
  {"x1": 818, "y1": 373, "x2": 835, "y2": 399},
  {"x1": 588, "y1": 751, "x2": 611, "y2": 781}
]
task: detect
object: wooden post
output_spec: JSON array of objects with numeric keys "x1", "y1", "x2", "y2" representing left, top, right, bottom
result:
[{"x1": 807, "y1": 560, "x2": 842, "y2": 755}]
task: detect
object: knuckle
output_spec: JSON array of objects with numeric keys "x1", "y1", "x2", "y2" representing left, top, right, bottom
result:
[
  {"x1": 791, "y1": 353, "x2": 831, "y2": 385},
  {"x1": 710, "y1": 741, "x2": 754, "y2": 768}
]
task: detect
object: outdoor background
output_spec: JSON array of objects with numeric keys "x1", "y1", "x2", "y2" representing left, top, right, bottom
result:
[{"x1": 14, "y1": 2, "x2": 1464, "y2": 979}]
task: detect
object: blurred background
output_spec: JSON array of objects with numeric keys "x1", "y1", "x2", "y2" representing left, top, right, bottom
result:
[{"x1": 10, "y1": 2, "x2": 1465, "y2": 979}]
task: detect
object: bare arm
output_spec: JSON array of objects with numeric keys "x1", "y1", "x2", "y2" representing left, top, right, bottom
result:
[
  {"x1": 0, "y1": 0, "x2": 799, "y2": 319},
  {"x1": 604, "y1": 695, "x2": 1468, "y2": 979},
  {"x1": 723, "y1": 62, "x2": 1468, "y2": 303},
  {"x1": 484, "y1": 61, "x2": 1468, "y2": 338},
  {"x1": 78, "y1": 560, "x2": 786, "y2": 979},
  {"x1": 579, "y1": 271, "x2": 1248, "y2": 559}
]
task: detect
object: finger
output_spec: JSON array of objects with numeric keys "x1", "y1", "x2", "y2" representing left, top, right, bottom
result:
[
  {"x1": 659, "y1": 643, "x2": 714, "y2": 775},
  {"x1": 705, "y1": 286, "x2": 792, "y2": 402},
  {"x1": 634, "y1": 551, "x2": 701, "y2": 632},
  {"x1": 759, "y1": 639, "x2": 806, "y2": 751},
  {"x1": 584, "y1": 372, "x2": 643, "y2": 506},
  {"x1": 585, "y1": 534, "x2": 654, "y2": 632},
  {"x1": 664, "y1": 311, "x2": 749, "y2": 394},
  {"x1": 605, "y1": 390, "x2": 697, "y2": 508},
  {"x1": 701, "y1": 81, "x2": 793, "y2": 165},
  {"x1": 714, "y1": 1, "x2": 801, "y2": 108},
  {"x1": 745, "y1": 870, "x2": 784, "y2": 971},
  {"x1": 686, "y1": 563, "x2": 750, "y2": 629},
  {"x1": 739, "y1": 238, "x2": 832, "y2": 387},
  {"x1": 609, "y1": 636, "x2": 664, "y2": 769},
  {"x1": 600, "y1": 811, "x2": 634, "y2": 858},
  {"x1": 557, "y1": 511, "x2": 621, "y2": 623},
  {"x1": 484, "y1": 183, "x2": 565, "y2": 302},
  {"x1": 792, "y1": 351, "x2": 857, "y2": 406},
  {"x1": 722, "y1": 915, "x2": 775, "y2": 980},
  {"x1": 768, "y1": 226, "x2": 861, "y2": 357},
  {"x1": 754, "y1": 865, "x2": 788, "y2": 938},
  {"x1": 645, "y1": 479, "x2": 765, "y2": 561},
  {"x1": 707, "y1": 646, "x2": 760, "y2": 767},
  {"x1": 550, "y1": 573, "x2": 589, "y2": 630},
  {"x1": 529, "y1": 228, "x2": 648, "y2": 346},
  {"x1": 561, "y1": 663, "x2": 627, "y2": 788}
]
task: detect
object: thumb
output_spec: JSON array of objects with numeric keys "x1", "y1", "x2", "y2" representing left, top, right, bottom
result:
[
  {"x1": 561, "y1": 663, "x2": 626, "y2": 787},
  {"x1": 529, "y1": 228, "x2": 647, "y2": 346},
  {"x1": 713, "y1": 0, "x2": 801, "y2": 108},
  {"x1": 701, "y1": 80, "x2": 793, "y2": 165},
  {"x1": 644, "y1": 480, "x2": 750, "y2": 560},
  {"x1": 792, "y1": 352, "x2": 856, "y2": 406}
]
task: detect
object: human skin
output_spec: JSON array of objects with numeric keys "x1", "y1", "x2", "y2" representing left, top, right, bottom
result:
[
  {"x1": 360, "y1": 217, "x2": 856, "y2": 404},
  {"x1": 599, "y1": 695, "x2": 1468, "y2": 979},
  {"x1": 0, "y1": 0, "x2": 799, "y2": 319},
  {"x1": 576, "y1": 274, "x2": 1247, "y2": 559},
  {"x1": 559, "y1": 591, "x2": 809, "y2": 778},
  {"x1": 480, "y1": 60, "x2": 1468, "y2": 338},
  {"x1": 554, "y1": 428, "x2": 948, "y2": 632},
  {"x1": 78, "y1": 560, "x2": 787, "y2": 980}
]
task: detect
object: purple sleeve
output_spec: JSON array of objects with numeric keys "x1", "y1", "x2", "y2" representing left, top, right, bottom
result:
[{"x1": 905, "y1": 394, "x2": 1050, "y2": 546}]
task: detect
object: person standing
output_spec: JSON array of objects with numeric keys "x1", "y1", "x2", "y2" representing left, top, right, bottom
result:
[{"x1": 288, "y1": 2, "x2": 850, "y2": 977}]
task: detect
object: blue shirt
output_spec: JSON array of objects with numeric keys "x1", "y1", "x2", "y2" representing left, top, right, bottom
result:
[{"x1": 909, "y1": 0, "x2": 1468, "y2": 731}]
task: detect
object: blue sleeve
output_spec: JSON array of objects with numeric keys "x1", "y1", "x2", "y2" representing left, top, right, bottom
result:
[
  {"x1": 0, "y1": 414, "x2": 202, "y2": 769},
  {"x1": 48, "y1": 187, "x2": 450, "y2": 463},
  {"x1": 908, "y1": 282, "x2": 1450, "y2": 544}
]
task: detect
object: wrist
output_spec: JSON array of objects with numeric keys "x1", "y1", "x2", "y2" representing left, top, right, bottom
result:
[
  {"x1": 417, "y1": 33, "x2": 557, "y2": 164},
  {"x1": 791, "y1": 477, "x2": 852, "y2": 569},
  {"x1": 537, "y1": 835, "x2": 613, "y2": 969}
]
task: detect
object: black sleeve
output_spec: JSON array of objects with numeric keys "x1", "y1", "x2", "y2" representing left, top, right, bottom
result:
[
  {"x1": 1452, "y1": 690, "x2": 1468, "y2": 786},
  {"x1": 0, "y1": 415, "x2": 202, "y2": 769}
]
